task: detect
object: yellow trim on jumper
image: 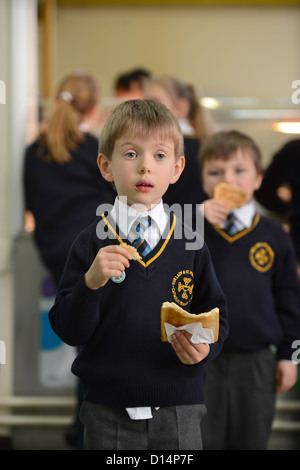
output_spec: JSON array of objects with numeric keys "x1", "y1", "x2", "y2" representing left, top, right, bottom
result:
[
  {"x1": 101, "y1": 213, "x2": 176, "y2": 268},
  {"x1": 213, "y1": 213, "x2": 260, "y2": 243}
]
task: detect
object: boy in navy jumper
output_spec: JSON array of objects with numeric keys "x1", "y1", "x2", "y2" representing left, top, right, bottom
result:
[
  {"x1": 199, "y1": 130, "x2": 300, "y2": 450},
  {"x1": 49, "y1": 100, "x2": 228, "y2": 450}
]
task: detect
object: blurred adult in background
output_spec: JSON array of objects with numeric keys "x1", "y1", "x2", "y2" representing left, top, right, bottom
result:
[
  {"x1": 255, "y1": 139, "x2": 300, "y2": 278},
  {"x1": 113, "y1": 67, "x2": 152, "y2": 99},
  {"x1": 24, "y1": 73, "x2": 116, "y2": 450},
  {"x1": 24, "y1": 72, "x2": 116, "y2": 287},
  {"x1": 142, "y1": 76, "x2": 213, "y2": 220},
  {"x1": 96, "y1": 68, "x2": 153, "y2": 129},
  {"x1": 142, "y1": 75, "x2": 213, "y2": 142}
]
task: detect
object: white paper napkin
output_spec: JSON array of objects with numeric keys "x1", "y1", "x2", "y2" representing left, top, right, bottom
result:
[{"x1": 164, "y1": 322, "x2": 214, "y2": 344}]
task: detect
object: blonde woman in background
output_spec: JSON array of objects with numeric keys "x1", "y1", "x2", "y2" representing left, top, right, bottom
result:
[
  {"x1": 24, "y1": 72, "x2": 116, "y2": 287},
  {"x1": 24, "y1": 73, "x2": 116, "y2": 450},
  {"x1": 142, "y1": 76, "x2": 212, "y2": 223}
]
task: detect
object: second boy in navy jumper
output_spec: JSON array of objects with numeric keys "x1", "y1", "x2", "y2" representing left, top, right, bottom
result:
[
  {"x1": 49, "y1": 100, "x2": 228, "y2": 450},
  {"x1": 199, "y1": 130, "x2": 300, "y2": 450}
]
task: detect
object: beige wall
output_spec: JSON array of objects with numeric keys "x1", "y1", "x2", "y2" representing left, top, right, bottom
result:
[
  {"x1": 55, "y1": 5, "x2": 300, "y2": 98},
  {"x1": 50, "y1": 4, "x2": 300, "y2": 163}
]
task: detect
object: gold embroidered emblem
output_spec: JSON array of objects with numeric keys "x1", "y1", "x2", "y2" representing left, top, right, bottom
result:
[
  {"x1": 172, "y1": 270, "x2": 194, "y2": 306},
  {"x1": 249, "y1": 242, "x2": 274, "y2": 272}
]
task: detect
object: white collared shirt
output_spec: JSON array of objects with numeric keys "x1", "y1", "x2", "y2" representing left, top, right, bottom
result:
[
  {"x1": 222, "y1": 200, "x2": 256, "y2": 231},
  {"x1": 110, "y1": 196, "x2": 168, "y2": 250}
]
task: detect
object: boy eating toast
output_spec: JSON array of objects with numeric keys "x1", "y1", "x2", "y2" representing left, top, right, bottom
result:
[
  {"x1": 199, "y1": 130, "x2": 300, "y2": 449},
  {"x1": 49, "y1": 100, "x2": 228, "y2": 450}
]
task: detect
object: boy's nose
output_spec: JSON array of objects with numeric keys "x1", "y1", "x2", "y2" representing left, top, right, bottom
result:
[
  {"x1": 223, "y1": 171, "x2": 235, "y2": 185},
  {"x1": 140, "y1": 166, "x2": 149, "y2": 174},
  {"x1": 138, "y1": 156, "x2": 151, "y2": 173}
]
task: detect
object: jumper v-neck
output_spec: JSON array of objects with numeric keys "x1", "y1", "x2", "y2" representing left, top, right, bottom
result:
[{"x1": 101, "y1": 210, "x2": 177, "y2": 269}]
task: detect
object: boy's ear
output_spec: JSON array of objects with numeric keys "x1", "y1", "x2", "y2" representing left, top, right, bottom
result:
[
  {"x1": 97, "y1": 153, "x2": 114, "y2": 182},
  {"x1": 170, "y1": 155, "x2": 185, "y2": 184},
  {"x1": 254, "y1": 171, "x2": 263, "y2": 191}
]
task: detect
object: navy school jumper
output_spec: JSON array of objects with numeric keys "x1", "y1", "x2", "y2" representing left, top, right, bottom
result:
[
  {"x1": 49, "y1": 211, "x2": 228, "y2": 408},
  {"x1": 204, "y1": 213, "x2": 300, "y2": 361}
]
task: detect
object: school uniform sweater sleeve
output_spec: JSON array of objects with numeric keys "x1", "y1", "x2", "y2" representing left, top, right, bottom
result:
[
  {"x1": 189, "y1": 240, "x2": 228, "y2": 364},
  {"x1": 272, "y1": 229, "x2": 300, "y2": 360},
  {"x1": 49, "y1": 226, "x2": 104, "y2": 346}
]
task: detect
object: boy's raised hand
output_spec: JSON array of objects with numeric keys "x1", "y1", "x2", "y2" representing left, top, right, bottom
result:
[
  {"x1": 203, "y1": 199, "x2": 228, "y2": 226},
  {"x1": 85, "y1": 245, "x2": 131, "y2": 290},
  {"x1": 171, "y1": 330, "x2": 210, "y2": 365}
]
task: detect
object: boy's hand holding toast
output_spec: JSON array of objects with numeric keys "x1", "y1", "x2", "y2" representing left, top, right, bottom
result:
[
  {"x1": 161, "y1": 302, "x2": 219, "y2": 365},
  {"x1": 171, "y1": 331, "x2": 210, "y2": 365},
  {"x1": 203, "y1": 183, "x2": 248, "y2": 226},
  {"x1": 203, "y1": 199, "x2": 228, "y2": 226},
  {"x1": 85, "y1": 245, "x2": 132, "y2": 290}
]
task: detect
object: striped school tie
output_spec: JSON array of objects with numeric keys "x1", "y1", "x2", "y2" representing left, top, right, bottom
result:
[
  {"x1": 132, "y1": 216, "x2": 152, "y2": 257},
  {"x1": 223, "y1": 212, "x2": 238, "y2": 236}
]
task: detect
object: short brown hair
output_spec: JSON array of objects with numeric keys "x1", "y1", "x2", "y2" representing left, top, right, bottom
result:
[
  {"x1": 199, "y1": 130, "x2": 263, "y2": 174},
  {"x1": 98, "y1": 99, "x2": 184, "y2": 160}
]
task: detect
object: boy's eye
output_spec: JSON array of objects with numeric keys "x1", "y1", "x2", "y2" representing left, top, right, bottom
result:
[
  {"x1": 235, "y1": 168, "x2": 246, "y2": 174},
  {"x1": 156, "y1": 153, "x2": 166, "y2": 160},
  {"x1": 125, "y1": 152, "x2": 137, "y2": 159},
  {"x1": 209, "y1": 170, "x2": 223, "y2": 177}
]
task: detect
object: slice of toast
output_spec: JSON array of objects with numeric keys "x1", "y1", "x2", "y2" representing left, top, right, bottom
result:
[
  {"x1": 160, "y1": 301, "x2": 219, "y2": 342},
  {"x1": 121, "y1": 243, "x2": 141, "y2": 260},
  {"x1": 214, "y1": 182, "x2": 248, "y2": 210}
]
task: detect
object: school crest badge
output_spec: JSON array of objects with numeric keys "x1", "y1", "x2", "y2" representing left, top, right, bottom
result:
[
  {"x1": 249, "y1": 242, "x2": 274, "y2": 272},
  {"x1": 172, "y1": 270, "x2": 194, "y2": 306}
]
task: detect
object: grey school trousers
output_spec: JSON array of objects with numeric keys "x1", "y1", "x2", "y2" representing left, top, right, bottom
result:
[
  {"x1": 79, "y1": 402, "x2": 206, "y2": 450},
  {"x1": 202, "y1": 348, "x2": 276, "y2": 450}
]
